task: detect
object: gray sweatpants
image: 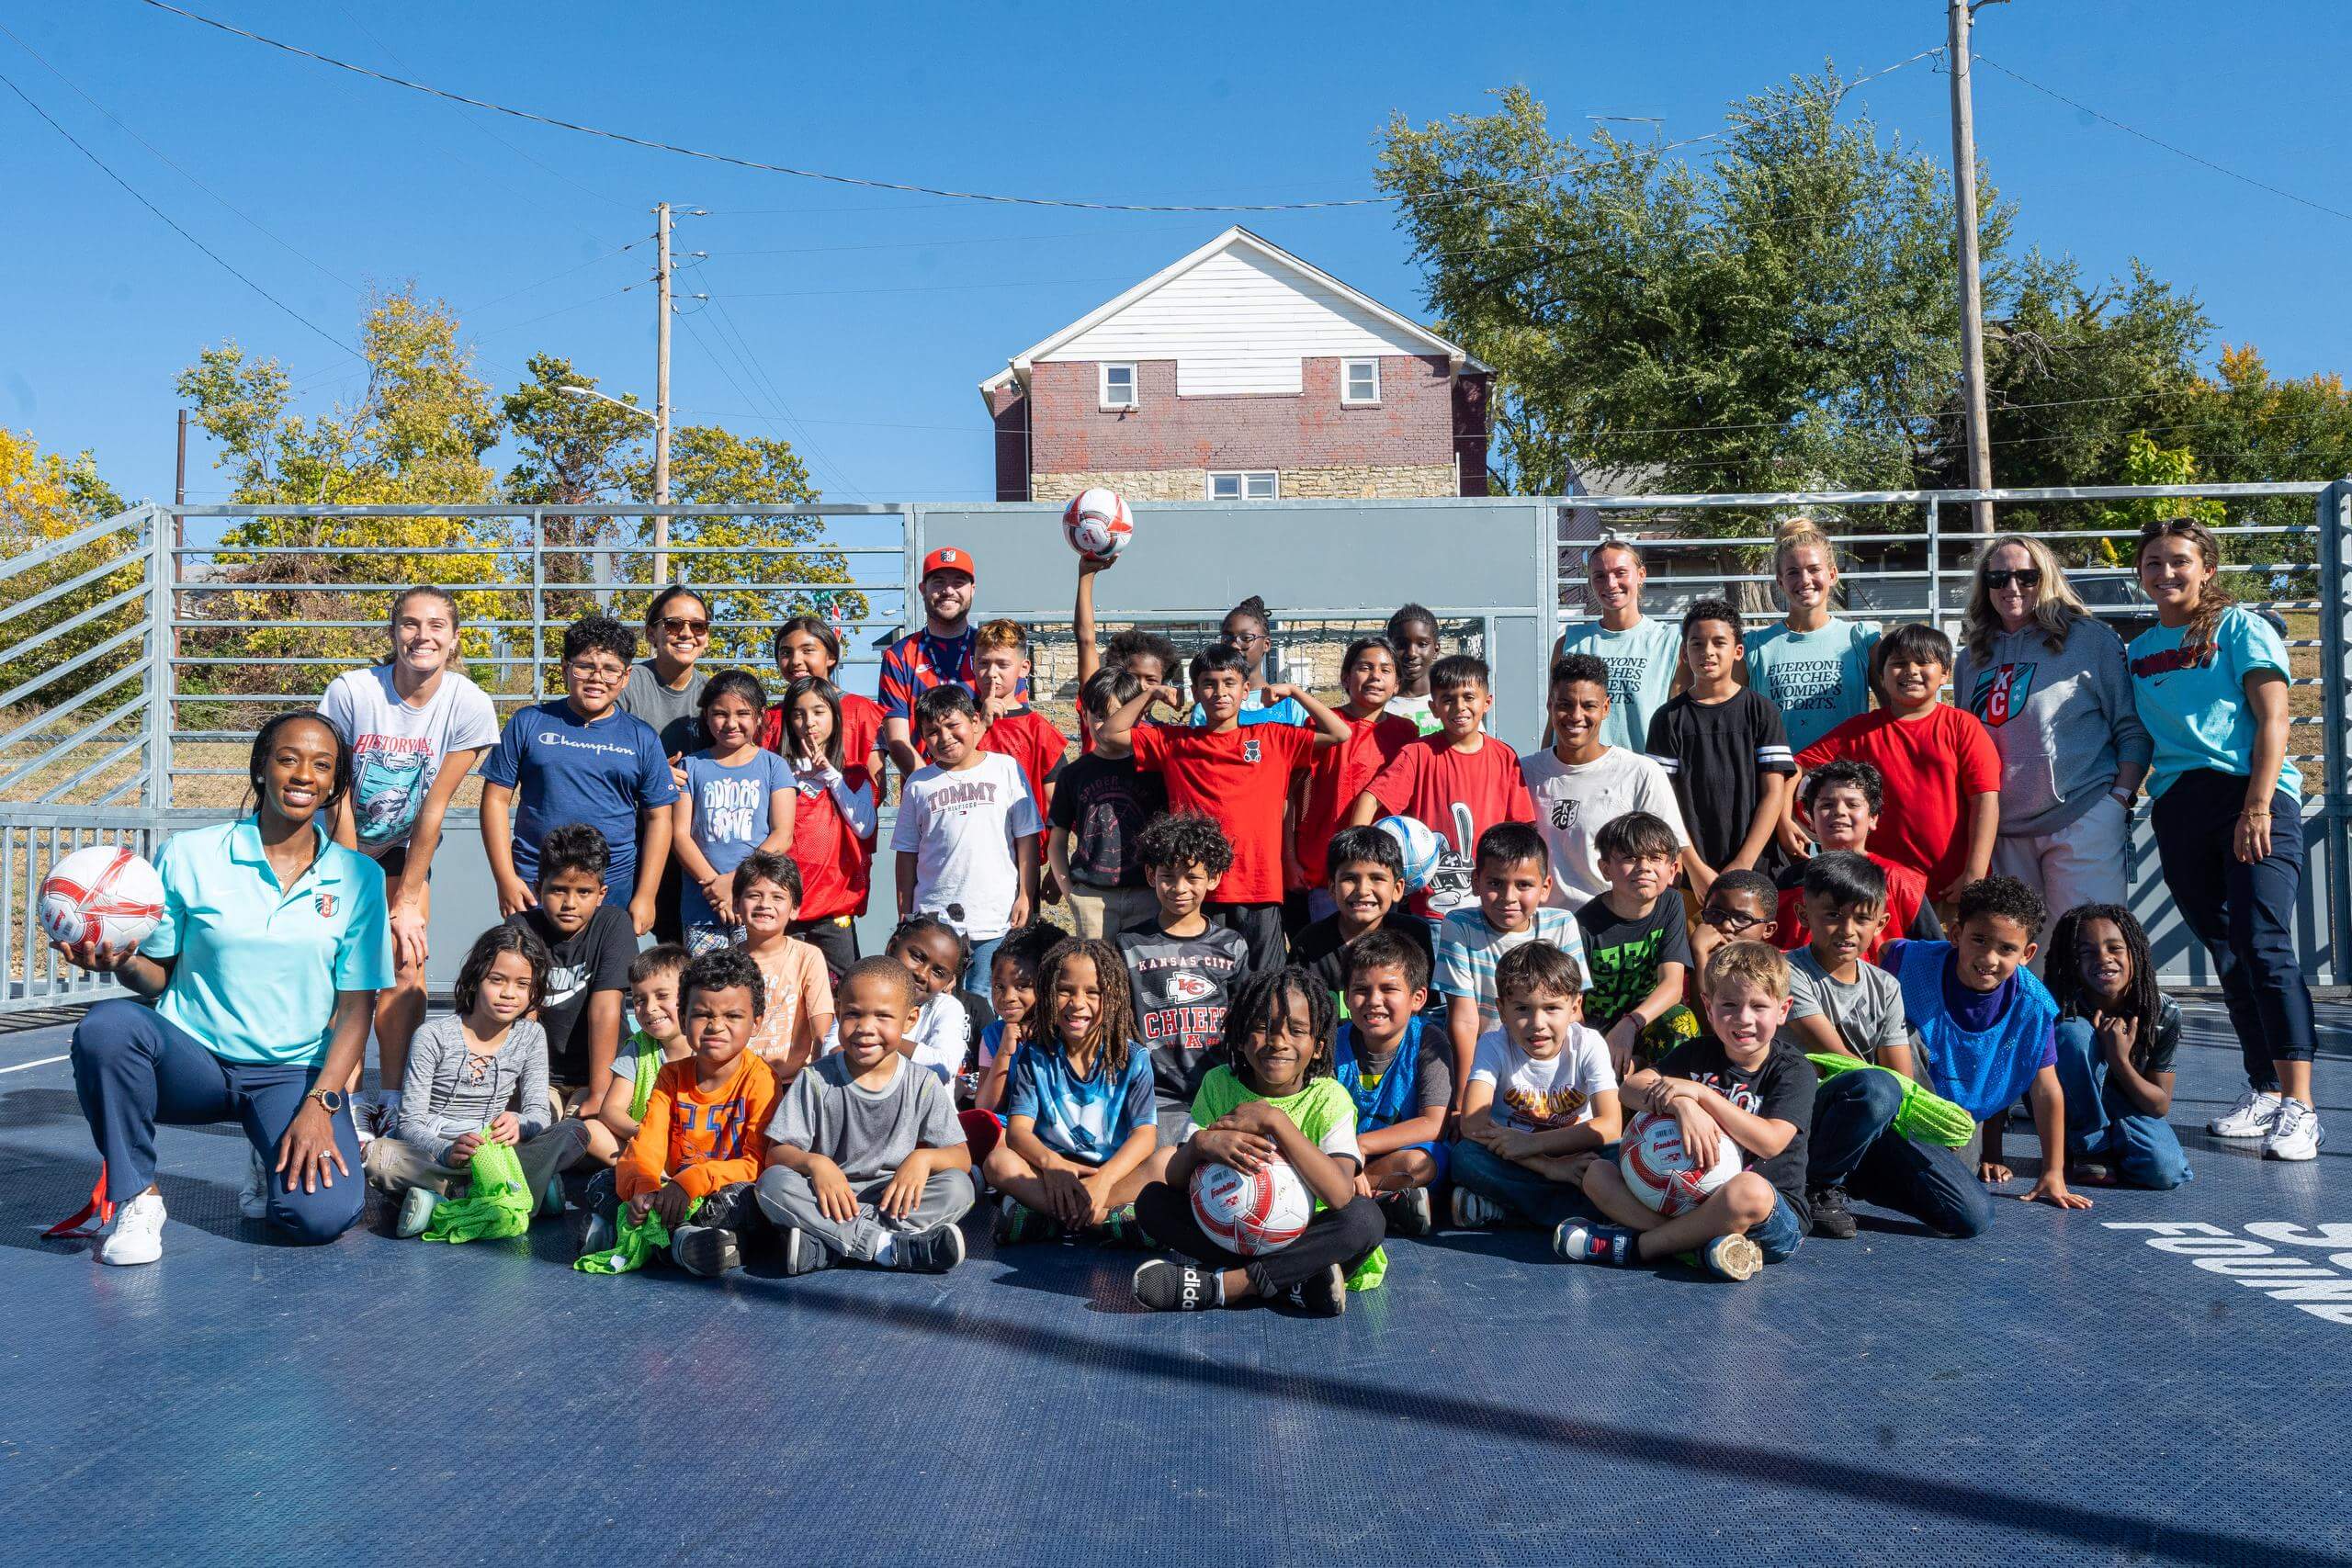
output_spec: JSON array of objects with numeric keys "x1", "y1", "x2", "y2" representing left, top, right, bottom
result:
[
  {"x1": 754, "y1": 1164, "x2": 974, "y2": 1263},
  {"x1": 362, "y1": 1122, "x2": 586, "y2": 1200}
]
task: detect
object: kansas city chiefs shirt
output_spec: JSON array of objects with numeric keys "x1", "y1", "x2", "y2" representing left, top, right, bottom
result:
[{"x1": 1114, "y1": 922, "x2": 1251, "y2": 1108}]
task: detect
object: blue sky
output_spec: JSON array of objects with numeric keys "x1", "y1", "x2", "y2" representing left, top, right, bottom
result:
[{"x1": 5, "y1": 0, "x2": 2349, "y2": 512}]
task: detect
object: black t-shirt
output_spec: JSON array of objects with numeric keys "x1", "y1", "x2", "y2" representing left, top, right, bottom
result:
[
  {"x1": 1655, "y1": 1035, "x2": 1818, "y2": 1224},
  {"x1": 1573, "y1": 893, "x2": 1693, "y2": 1030},
  {"x1": 1114, "y1": 919, "x2": 1251, "y2": 1105},
  {"x1": 1289, "y1": 910, "x2": 1436, "y2": 1002},
  {"x1": 1047, "y1": 752, "x2": 1168, "y2": 888},
  {"x1": 508, "y1": 904, "x2": 637, "y2": 1084},
  {"x1": 1645, "y1": 688, "x2": 1796, "y2": 874}
]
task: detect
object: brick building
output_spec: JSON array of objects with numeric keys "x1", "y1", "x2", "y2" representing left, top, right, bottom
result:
[{"x1": 979, "y1": 226, "x2": 1492, "y2": 503}]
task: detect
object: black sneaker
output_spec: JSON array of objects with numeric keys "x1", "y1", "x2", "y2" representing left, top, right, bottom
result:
[
  {"x1": 895, "y1": 1222, "x2": 967, "y2": 1273},
  {"x1": 1283, "y1": 1263, "x2": 1348, "y2": 1317},
  {"x1": 780, "y1": 1225, "x2": 831, "y2": 1277},
  {"x1": 1808, "y1": 1184, "x2": 1858, "y2": 1240},
  {"x1": 671, "y1": 1224, "x2": 741, "y2": 1278},
  {"x1": 1380, "y1": 1187, "x2": 1433, "y2": 1237},
  {"x1": 1554, "y1": 1222, "x2": 1640, "y2": 1266},
  {"x1": 1132, "y1": 1258, "x2": 1217, "y2": 1312}
]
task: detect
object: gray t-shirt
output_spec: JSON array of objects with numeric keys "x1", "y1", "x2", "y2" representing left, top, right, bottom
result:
[
  {"x1": 1953, "y1": 616, "x2": 2151, "y2": 839},
  {"x1": 1781, "y1": 949, "x2": 1912, "y2": 1064},
  {"x1": 394, "y1": 1013, "x2": 552, "y2": 1165},
  {"x1": 766, "y1": 1050, "x2": 966, "y2": 1181},
  {"x1": 616, "y1": 660, "x2": 707, "y2": 761}
]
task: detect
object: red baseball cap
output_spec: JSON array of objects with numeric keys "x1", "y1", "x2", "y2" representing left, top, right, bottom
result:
[{"x1": 922, "y1": 546, "x2": 976, "y2": 581}]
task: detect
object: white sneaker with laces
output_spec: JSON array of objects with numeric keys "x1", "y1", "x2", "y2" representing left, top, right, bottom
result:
[
  {"x1": 2211, "y1": 1088, "x2": 2284, "y2": 1139},
  {"x1": 2264, "y1": 1099, "x2": 2325, "y2": 1162},
  {"x1": 98, "y1": 1190, "x2": 166, "y2": 1266},
  {"x1": 239, "y1": 1151, "x2": 269, "y2": 1220},
  {"x1": 1451, "y1": 1187, "x2": 1510, "y2": 1230}
]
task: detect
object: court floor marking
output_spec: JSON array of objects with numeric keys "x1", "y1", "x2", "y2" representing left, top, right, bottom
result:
[{"x1": 0, "y1": 1055, "x2": 67, "y2": 1074}]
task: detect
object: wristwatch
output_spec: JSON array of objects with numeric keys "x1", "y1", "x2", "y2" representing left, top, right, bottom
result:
[{"x1": 306, "y1": 1088, "x2": 346, "y2": 1117}]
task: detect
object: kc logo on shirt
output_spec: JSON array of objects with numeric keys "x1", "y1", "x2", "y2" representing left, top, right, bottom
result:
[
  {"x1": 314, "y1": 892, "x2": 337, "y2": 919},
  {"x1": 1970, "y1": 663, "x2": 2035, "y2": 728}
]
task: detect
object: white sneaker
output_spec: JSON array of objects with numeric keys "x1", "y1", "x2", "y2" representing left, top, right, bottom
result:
[
  {"x1": 98, "y1": 1190, "x2": 165, "y2": 1266},
  {"x1": 1451, "y1": 1187, "x2": 1510, "y2": 1230},
  {"x1": 2211, "y1": 1088, "x2": 2284, "y2": 1139},
  {"x1": 2264, "y1": 1100, "x2": 2325, "y2": 1162},
  {"x1": 239, "y1": 1151, "x2": 269, "y2": 1220}
]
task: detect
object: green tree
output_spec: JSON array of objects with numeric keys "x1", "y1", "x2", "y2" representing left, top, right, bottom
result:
[
  {"x1": 504, "y1": 353, "x2": 646, "y2": 626},
  {"x1": 1375, "y1": 69, "x2": 2007, "y2": 509},
  {"x1": 0, "y1": 430, "x2": 144, "y2": 782}
]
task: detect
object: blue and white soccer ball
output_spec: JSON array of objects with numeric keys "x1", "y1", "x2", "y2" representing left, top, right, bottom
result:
[{"x1": 1374, "y1": 815, "x2": 1444, "y2": 894}]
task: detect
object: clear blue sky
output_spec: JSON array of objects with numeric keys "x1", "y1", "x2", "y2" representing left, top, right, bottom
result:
[{"x1": 6, "y1": 0, "x2": 2349, "y2": 511}]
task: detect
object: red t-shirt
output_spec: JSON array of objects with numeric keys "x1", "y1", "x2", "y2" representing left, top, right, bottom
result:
[
  {"x1": 1293, "y1": 710, "x2": 1420, "y2": 890},
  {"x1": 1363, "y1": 734, "x2": 1537, "y2": 921},
  {"x1": 1776, "y1": 852, "x2": 1930, "y2": 964},
  {"x1": 978, "y1": 706, "x2": 1068, "y2": 848},
  {"x1": 1797, "y1": 704, "x2": 2000, "y2": 897},
  {"x1": 1130, "y1": 723, "x2": 1317, "y2": 905}
]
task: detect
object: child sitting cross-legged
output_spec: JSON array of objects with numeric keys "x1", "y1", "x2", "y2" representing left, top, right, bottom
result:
[
  {"x1": 2043, "y1": 903, "x2": 2190, "y2": 1191},
  {"x1": 753, "y1": 955, "x2": 976, "y2": 1275},
  {"x1": 1562, "y1": 942, "x2": 1818, "y2": 1282},
  {"x1": 1449, "y1": 942, "x2": 1621, "y2": 1235},
  {"x1": 581, "y1": 948, "x2": 779, "y2": 1277},
  {"x1": 1131, "y1": 966, "x2": 1387, "y2": 1316},
  {"x1": 588, "y1": 942, "x2": 691, "y2": 1163},
  {"x1": 961, "y1": 923, "x2": 1066, "y2": 1168},
  {"x1": 1333, "y1": 931, "x2": 1452, "y2": 1236},
  {"x1": 1573, "y1": 810, "x2": 1697, "y2": 1073},
  {"x1": 368, "y1": 924, "x2": 587, "y2": 1236},
  {"x1": 985, "y1": 938, "x2": 1163, "y2": 1246}
]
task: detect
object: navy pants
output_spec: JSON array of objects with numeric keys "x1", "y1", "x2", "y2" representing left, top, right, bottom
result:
[
  {"x1": 2151, "y1": 771, "x2": 2316, "y2": 1089},
  {"x1": 2052, "y1": 1019, "x2": 2191, "y2": 1190},
  {"x1": 1807, "y1": 1067, "x2": 1991, "y2": 1238},
  {"x1": 71, "y1": 998, "x2": 364, "y2": 1243}
]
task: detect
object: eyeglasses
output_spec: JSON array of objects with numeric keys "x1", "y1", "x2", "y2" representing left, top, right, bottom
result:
[
  {"x1": 1700, "y1": 906, "x2": 1766, "y2": 932},
  {"x1": 656, "y1": 616, "x2": 710, "y2": 636},
  {"x1": 1984, "y1": 568, "x2": 2042, "y2": 591}
]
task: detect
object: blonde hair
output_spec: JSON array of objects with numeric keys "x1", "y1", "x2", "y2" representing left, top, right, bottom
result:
[
  {"x1": 2134, "y1": 517, "x2": 2235, "y2": 658},
  {"x1": 1702, "y1": 939, "x2": 1791, "y2": 1002},
  {"x1": 1768, "y1": 518, "x2": 1845, "y2": 614},
  {"x1": 1961, "y1": 535, "x2": 2091, "y2": 662}
]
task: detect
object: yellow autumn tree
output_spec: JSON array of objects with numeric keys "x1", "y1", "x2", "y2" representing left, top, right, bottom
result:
[{"x1": 0, "y1": 428, "x2": 142, "y2": 753}]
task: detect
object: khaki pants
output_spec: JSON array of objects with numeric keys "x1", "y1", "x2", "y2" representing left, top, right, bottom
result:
[
  {"x1": 363, "y1": 1122, "x2": 587, "y2": 1199},
  {"x1": 1063, "y1": 881, "x2": 1159, "y2": 941}
]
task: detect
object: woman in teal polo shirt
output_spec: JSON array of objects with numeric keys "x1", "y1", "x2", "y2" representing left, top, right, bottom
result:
[{"x1": 57, "y1": 711, "x2": 391, "y2": 1265}]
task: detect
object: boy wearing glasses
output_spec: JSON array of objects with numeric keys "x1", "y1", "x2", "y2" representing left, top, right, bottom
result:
[
  {"x1": 482, "y1": 614, "x2": 681, "y2": 936},
  {"x1": 1687, "y1": 870, "x2": 1779, "y2": 1042}
]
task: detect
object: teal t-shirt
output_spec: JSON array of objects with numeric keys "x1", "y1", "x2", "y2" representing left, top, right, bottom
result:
[
  {"x1": 1559, "y1": 616, "x2": 1684, "y2": 752},
  {"x1": 1745, "y1": 618, "x2": 1882, "y2": 753},
  {"x1": 2127, "y1": 606, "x2": 2301, "y2": 800}
]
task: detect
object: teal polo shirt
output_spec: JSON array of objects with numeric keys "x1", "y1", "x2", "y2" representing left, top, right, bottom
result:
[{"x1": 142, "y1": 817, "x2": 393, "y2": 1066}]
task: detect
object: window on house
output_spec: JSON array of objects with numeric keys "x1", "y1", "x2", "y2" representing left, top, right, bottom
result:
[
  {"x1": 1100, "y1": 363, "x2": 1137, "y2": 409},
  {"x1": 1342, "y1": 358, "x2": 1380, "y2": 404},
  {"x1": 1208, "y1": 471, "x2": 1278, "y2": 502}
]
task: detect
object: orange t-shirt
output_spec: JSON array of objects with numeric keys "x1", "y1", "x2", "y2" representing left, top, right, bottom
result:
[{"x1": 616, "y1": 1048, "x2": 778, "y2": 1201}]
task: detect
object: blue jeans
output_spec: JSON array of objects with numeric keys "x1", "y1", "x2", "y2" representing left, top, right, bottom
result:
[
  {"x1": 2052, "y1": 1019, "x2": 2192, "y2": 1190},
  {"x1": 1750, "y1": 1192, "x2": 1805, "y2": 1264},
  {"x1": 70, "y1": 998, "x2": 364, "y2": 1243},
  {"x1": 962, "y1": 934, "x2": 1003, "y2": 997},
  {"x1": 1807, "y1": 1067, "x2": 1992, "y2": 1238},
  {"x1": 1451, "y1": 1138, "x2": 1595, "y2": 1229}
]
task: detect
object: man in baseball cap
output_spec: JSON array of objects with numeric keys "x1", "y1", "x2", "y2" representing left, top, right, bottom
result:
[{"x1": 878, "y1": 546, "x2": 1024, "y2": 773}]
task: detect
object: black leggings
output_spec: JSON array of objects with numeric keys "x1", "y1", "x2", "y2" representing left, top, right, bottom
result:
[
  {"x1": 2150, "y1": 769, "x2": 2316, "y2": 1089},
  {"x1": 1135, "y1": 1180, "x2": 1385, "y2": 1297}
]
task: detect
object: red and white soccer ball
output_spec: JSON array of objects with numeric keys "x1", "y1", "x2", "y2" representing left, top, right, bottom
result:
[
  {"x1": 1189, "y1": 1157, "x2": 1312, "y2": 1256},
  {"x1": 1061, "y1": 487, "x2": 1135, "y2": 562},
  {"x1": 1619, "y1": 1110, "x2": 1743, "y2": 1217},
  {"x1": 40, "y1": 842, "x2": 165, "y2": 956}
]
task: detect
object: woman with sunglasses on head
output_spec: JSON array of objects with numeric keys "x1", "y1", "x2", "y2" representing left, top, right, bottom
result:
[
  {"x1": 617, "y1": 586, "x2": 713, "y2": 943},
  {"x1": 51, "y1": 711, "x2": 392, "y2": 1264},
  {"x1": 1952, "y1": 536, "x2": 2151, "y2": 931}
]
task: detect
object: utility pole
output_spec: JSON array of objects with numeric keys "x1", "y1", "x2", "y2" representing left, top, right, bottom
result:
[
  {"x1": 653, "y1": 199, "x2": 673, "y2": 584},
  {"x1": 1948, "y1": 0, "x2": 1996, "y2": 532}
]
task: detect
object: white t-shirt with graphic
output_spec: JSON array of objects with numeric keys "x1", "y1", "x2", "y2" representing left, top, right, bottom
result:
[
  {"x1": 890, "y1": 752, "x2": 1041, "y2": 942},
  {"x1": 1470, "y1": 1023, "x2": 1618, "y2": 1133},
  {"x1": 1518, "y1": 745, "x2": 1689, "y2": 911},
  {"x1": 320, "y1": 665, "x2": 500, "y2": 859}
]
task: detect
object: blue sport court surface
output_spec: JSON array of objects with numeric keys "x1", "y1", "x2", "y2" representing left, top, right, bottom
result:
[{"x1": 3, "y1": 1004, "x2": 2349, "y2": 1566}]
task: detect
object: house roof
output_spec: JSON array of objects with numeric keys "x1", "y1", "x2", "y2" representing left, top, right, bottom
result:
[{"x1": 977, "y1": 225, "x2": 1489, "y2": 404}]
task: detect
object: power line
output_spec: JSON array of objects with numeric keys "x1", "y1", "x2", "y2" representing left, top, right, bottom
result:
[
  {"x1": 1974, "y1": 54, "x2": 2352, "y2": 225},
  {"x1": 0, "y1": 67, "x2": 356, "y2": 355},
  {"x1": 130, "y1": 0, "x2": 1939, "y2": 214}
]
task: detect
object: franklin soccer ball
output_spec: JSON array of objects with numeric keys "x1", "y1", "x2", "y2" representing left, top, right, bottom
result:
[
  {"x1": 1374, "y1": 814, "x2": 1444, "y2": 893},
  {"x1": 1619, "y1": 1110, "x2": 1744, "y2": 1217},
  {"x1": 40, "y1": 842, "x2": 165, "y2": 955},
  {"x1": 1061, "y1": 487, "x2": 1135, "y2": 562},
  {"x1": 1189, "y1": 1158, "x2": 1312, "y2": 1256}
]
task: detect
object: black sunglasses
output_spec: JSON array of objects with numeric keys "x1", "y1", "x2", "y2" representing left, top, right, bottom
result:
[{"x1": 1984, "y1": 568, "x2": 2042, "y2": 591}]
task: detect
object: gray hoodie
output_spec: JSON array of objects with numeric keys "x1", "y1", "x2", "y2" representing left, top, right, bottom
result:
[{"x1": 1954, "y1": 615, "x2": 2152, "y2": 839}]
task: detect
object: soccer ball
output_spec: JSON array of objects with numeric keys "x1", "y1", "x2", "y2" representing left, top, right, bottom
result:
[
  {"x1": 1619, "y1": 1110, "x2": 1743, "y2": 1217},
  {"x1": 1189, "y1": 1157, "x2": 1312, "y2": 1256},
  {"x1": 40, "y1": 842, "x2": 165, "y2": 955},
  {"x1": 1061, "y1": 487, "x2": 1135, "y2": 562},
  {"x1": 1374, "y1": 815, "x2": 1444, "y2": 893}
]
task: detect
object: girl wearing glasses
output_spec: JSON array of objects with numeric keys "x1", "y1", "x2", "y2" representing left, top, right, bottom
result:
[
  {"x1": 1952, "y1": 535, "x2": 2150, "y2": 927},
  {"x1": 619, "y1": 586, "x2": 714, "y2": 943}
]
